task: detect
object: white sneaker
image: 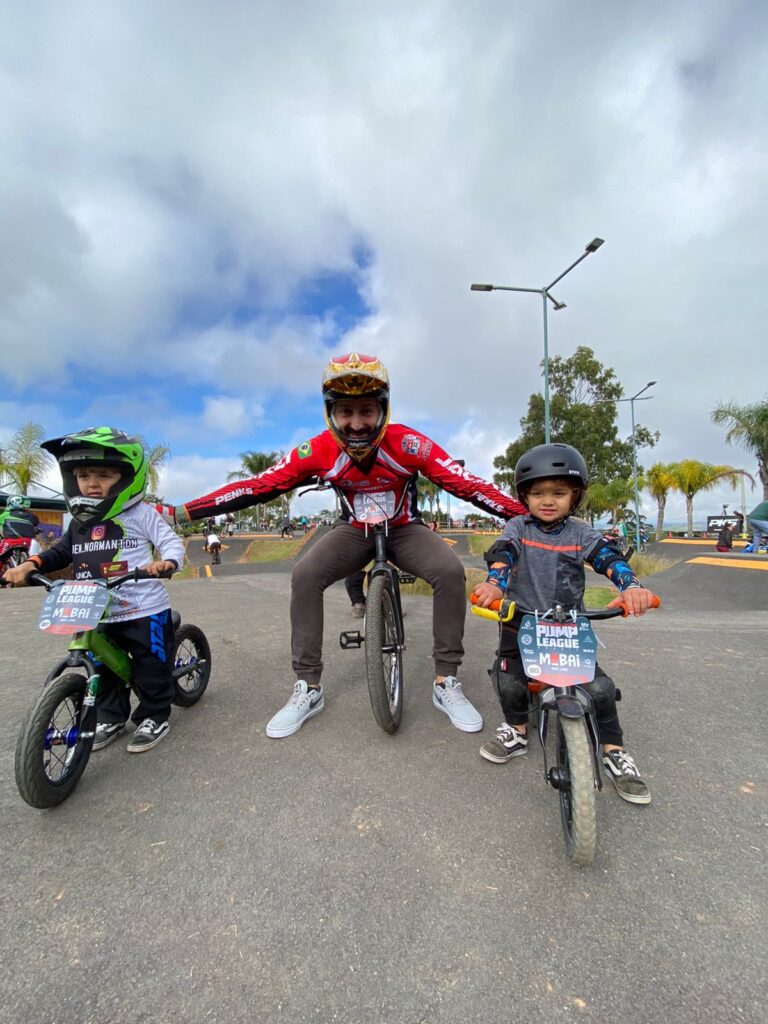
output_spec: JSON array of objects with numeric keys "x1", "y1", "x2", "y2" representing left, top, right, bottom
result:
[
  {"x1": 432, "y1": 677, "x2": 483, "y2": 733},
  {"x1": 266, "y1": 681, "x2": 324, "y2": 738}
]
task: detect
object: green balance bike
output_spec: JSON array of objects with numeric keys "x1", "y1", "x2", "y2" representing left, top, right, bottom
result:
[{"x1": 14, "y1": 568, "x2": 211, "y2": 809}]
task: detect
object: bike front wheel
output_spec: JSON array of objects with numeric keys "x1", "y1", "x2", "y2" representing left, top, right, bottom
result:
[
  {"x1": 15, "y1": 672, "x2": 95, "y2": 808},
  {"x1": 365, "y1": 574, "x2": 403, "y2": 733},
  {"x1": 172, "y1": 624, "x2": 212, "y2": 706},
  {"x1": 556, "y1": 716, "x2": 597, "y2": 867}
]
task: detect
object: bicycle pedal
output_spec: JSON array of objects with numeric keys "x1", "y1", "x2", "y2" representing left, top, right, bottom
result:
[
  {"x1": 397, "y1": 572, "x2": 416, "y2": 584},
  {"x1": 339, "y1": 630, "x2": 364, "y2": 649}
]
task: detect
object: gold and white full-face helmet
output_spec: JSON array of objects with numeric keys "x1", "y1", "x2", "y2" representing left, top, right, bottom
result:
[{"x1": 322, "y1": 352, "x2": 390, "y2": 460}]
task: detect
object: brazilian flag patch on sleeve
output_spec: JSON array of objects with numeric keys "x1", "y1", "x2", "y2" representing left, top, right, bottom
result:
[{"x1": 298, "y1": 441, "x2": 312, "y2": 459}]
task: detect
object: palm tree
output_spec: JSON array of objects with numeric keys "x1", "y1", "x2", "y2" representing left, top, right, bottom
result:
[
  {"x1": 227, "y1": 451, "x2": 281, "y2": 527},
  {"x1": 667, "y1": 460, "x2": 754, "y2": 536},
  {"x1": 416, "y1": 476, "x2": 440, "y2": 522},
  {"x1": 139, "y1": 439, "x2": 171, "y2": 497},
  {"x1": 711, "y1": 399, "x2": 768, "y2": 499},
  {"x1": 585, "y1": 478, "x2": 633, "y2": 528},
  {"x1": 0, "y1": 422, "x2": 54, "y2": 494},
  {"x1": 645, "y1": 463, "x2": 678, "y2": 540}
]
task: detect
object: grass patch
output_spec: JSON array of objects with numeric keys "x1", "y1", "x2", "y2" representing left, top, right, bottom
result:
[
  {"x1": 173, "y1": 563, "x2": 199, "y2": 580},
  {"x1": 583, "y1": 587, "x2": 614, "y2": 608},
  {"x1": 628, "y1": 552, "x2": 676, "y2": 576},
  {"x1": 468, "y1": 534, "x2": 497, "y2": 557},
  {"x1": 242, "y1": 534, "x2": 312, "y2": 563}
]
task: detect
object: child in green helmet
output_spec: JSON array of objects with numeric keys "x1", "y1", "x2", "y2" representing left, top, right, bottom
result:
[{"x1": 3, "y1": 427, "x2": 185, "y2": 753}]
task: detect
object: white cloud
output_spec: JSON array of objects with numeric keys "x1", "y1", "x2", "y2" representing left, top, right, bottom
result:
[
  {"x1": 201, "y1": 396, "x2": 264, "y2": 437},
  {"x1": 0, "y1": 0, "x2": 766, "y2": 524}
]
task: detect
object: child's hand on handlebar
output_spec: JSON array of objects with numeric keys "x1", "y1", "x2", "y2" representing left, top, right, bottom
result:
[
  {"x1": 608, "y1": 587, "x2": 655, "y2": 617},
  {"x1": 2, "y1": 561, "x2": 37, "y2": 587},
  {"x1": 141, "y1": 560, "x2": 177, "y2": 577},
  {"x1": 472, "y1": 581, "x2": 504, "y2": 608}
]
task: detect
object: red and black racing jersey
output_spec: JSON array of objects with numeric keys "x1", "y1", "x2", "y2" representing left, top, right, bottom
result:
[{"x1": 181, "y1": 423, "x2": 526, "y2": 527}]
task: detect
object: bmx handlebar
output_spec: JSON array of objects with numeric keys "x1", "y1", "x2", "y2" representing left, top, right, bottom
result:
[
  {"x1": 27, "y1": 567, "x2": 175, "y2": 591},
  {"x1": 469, "y1": 592, "x2": 661, "y2": 622}
]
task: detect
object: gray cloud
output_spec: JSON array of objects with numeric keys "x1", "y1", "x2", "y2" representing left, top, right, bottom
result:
[{"x1": 1, "y1": 0, "x2": 766, "y2": 519}]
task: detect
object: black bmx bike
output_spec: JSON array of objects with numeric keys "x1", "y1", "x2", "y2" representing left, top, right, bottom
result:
[
  {"x1": 471, "y1": 593, "x2": 660, "y2": 866},
  {"x1": 299, "y1": 482, "x2": 413, "y2": 733}
]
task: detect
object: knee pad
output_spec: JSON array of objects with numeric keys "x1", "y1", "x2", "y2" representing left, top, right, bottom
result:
[
  {"x1": 489, "y1": 657, "x2": 528, "y2": 706},
  {"x1": 589, "y1": 675, "x2": 617, "y2": 712}
]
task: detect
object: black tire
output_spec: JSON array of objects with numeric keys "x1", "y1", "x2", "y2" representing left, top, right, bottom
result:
[
  {"x1": 556, "y1": 716, "x2": 597, "y2": 867},
  {"x1": 365, "y1": 574, "x2": 403, "y2": 733},
  {"x1": 15, "y1": 672, "x2": 95, "y2": 808},
  {"x1": 172, "y1": 624, "x2": 212, "y2": 707}
]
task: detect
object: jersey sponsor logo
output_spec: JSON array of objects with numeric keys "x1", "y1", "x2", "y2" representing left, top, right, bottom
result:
[
  {"x1": 101, "y1": 560, "x2": 128, "y2": 578},
  {"x1": 435, "y1": 455, "x2": 479, "y2": 481},
  {"x1": 91, "y1": 525, "x2": 106, "y2": 541},
  {"x1": 298, "y1": 441, "x2": 312, "y2": 459},
  {"x1": 72, "y1": 538, "x2": 140, "y2": 553},
  {"x1": 215, "y1": 487, "x2": 252, "y2": 505},
  {"x1": 401, "y1": 434, "x2": 433, "y2": 459}
]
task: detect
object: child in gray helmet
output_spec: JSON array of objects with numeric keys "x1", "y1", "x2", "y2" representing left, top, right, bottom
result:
[{"x1": 472, "y1": 443, "x2": 655, "y2": 805}]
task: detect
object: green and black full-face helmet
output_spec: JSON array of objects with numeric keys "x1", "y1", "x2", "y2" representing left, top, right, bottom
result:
[{"x1": 41, "y1": 427, "x2": 148, "y2": 526}]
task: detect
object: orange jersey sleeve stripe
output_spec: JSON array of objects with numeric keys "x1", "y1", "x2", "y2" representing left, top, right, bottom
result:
[{"x1": 521, "y1": 538, "x2": 582, "y2": 553}]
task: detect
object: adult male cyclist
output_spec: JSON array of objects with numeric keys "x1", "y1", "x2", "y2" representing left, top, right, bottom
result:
[{"x1": 175, "y1": 353, "x2": 526, "y2": 738}]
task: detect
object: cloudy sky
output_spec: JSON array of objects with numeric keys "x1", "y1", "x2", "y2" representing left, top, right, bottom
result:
[{"x1": 1, "y1": 0, "x2": 766, "y2": 524}]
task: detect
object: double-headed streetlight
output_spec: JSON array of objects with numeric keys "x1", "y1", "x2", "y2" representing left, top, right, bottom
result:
[
  {"x1": 471, "y1": 238, "x2": 605, "y2": 443},
  {"x1": 615, "y1": 381, "x2": 657, "y2": 552}
]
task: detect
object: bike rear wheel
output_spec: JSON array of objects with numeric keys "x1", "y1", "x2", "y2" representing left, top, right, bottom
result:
[
  {"x1": 15, "y1": 672, "x2": 95, "y2": 808},
  {"x1": 556, "y1": 716, "x2": 597, "y2": 867},
  {"x1": 365, "y1": 574, "x2": 403, "y2": 733},
  {"x1": 172, "y1": 624, "x2": 212, "y2": 706}
]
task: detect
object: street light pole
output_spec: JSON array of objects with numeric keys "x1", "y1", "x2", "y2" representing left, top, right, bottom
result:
[
  {"x1": 627, "y1": 382, "x2": 656, "y2": 552},
  {"x1": 471, "y1": 237, "x2": 604, "y2": 443}
]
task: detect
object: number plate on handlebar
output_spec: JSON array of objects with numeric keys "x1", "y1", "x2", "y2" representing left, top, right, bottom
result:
[
  {"x1": 38, "y1": 580, "x2": 111, "y2": 634},
  {"x1": 353, "y1": 490, "x2": 396, "y2": 524},
  {"x1": 517, "y1": 614, "x2": 597, "y2": 686}
]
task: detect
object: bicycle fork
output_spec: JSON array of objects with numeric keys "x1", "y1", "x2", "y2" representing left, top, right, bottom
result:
[{"x1": 537, "y1": 686, "x2": 603, "y2": 793}]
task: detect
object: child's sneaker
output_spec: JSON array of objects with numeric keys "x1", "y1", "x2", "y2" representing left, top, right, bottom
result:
[
  {"x1": 127, "y1": 718, "x2": 170, "y2": 753},
  {"x1": 351, "y1": 603, "x2": 366, "y2": 619},
  {"x1": 480, "y1": 723, "x2": 528, "y2": 763},
  {"x1": 266, "y1": 681, "x2": 324, "y2": 738},
  {"x1": 602, "y1": 749, "x2": 651, "y2": 804},
  {"x1": 92, "y1": 721, "x2": 126, "y2": 751},
  {"x1": 432, "y1": 677, "x2": 483, "y2": 732}
]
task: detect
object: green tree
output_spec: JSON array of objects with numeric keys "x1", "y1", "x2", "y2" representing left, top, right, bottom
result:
[
  {"x1": 645, "y1": 463, "x2": 678, "y2": 540},
  {"x1": 0, "y1": 422, "x2": 54, "y2": 494},
  {"x1": 135, "y1": 438, "x2": 171, "y2": 498},
  {"x1": 493, "y1": 347, "x2": 658, "y2": 491},
  {"x1": 227, "y1": 450, "x2": 283, "y2": 526},
  {"x1": 711, "y1": 398, "x2": 768, "y2": 500},
  {"x1": 584, "y1": 478, "x2": 634, "y2": 527},
  {"x1": 416, "y1": 476, "x2": 440, "y2": 521},
  {"x1": 667, "y1": 460, "x2": 754, "y2": 537}
]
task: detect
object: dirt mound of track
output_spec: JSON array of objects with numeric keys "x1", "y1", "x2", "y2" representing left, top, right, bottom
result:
[{"x1": 650, "y1": 553, "x2": 768, "y2": 612}]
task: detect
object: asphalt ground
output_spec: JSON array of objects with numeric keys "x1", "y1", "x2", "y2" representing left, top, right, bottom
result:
[{"x1": 1, "y1": 552, "x2": 767, "y2": 1023}]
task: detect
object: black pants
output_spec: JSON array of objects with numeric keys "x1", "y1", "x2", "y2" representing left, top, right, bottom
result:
[
  {"x1": 95, "y1": 610, "x2": 175, "y2": 726},
  {"x1": 344, "y1": 569, "x2": 366, "y2": 605},
  {"x1": 493, "y1": 622, "x2": 624, "y2": 746}
]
